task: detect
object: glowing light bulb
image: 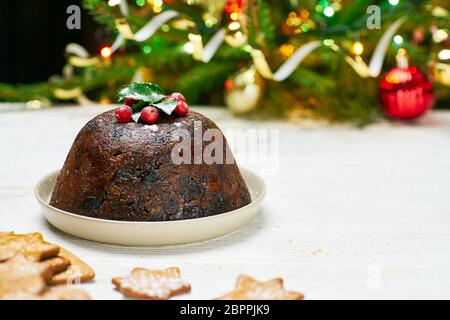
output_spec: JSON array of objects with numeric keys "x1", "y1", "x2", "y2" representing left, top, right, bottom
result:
[
  {"x1": 161, "y1": 24, "x2": 170, "y2": 32},
  {"x1": 230, "y1": 12, "x2": 239, "y2": 21},
  {"x1": 228, "y1": 22, "x2": 241, "y2": 31},
  {"x1": 323, "y1": 7, "x2": 335, "y2": 17},
  {"x1": 389, "y1": 0, "x2": 399, "y2": 5},
  {"x1": 393, "y1": 35, "x2": 403, "y2": 45},
  {"x1": 433, "y1": 29, "x2": 449, "y2": 43},
  {"x1": 108, "y1": 0, "x2": 121, "y2": 6},
  {"x1": 183, "y1": 42, "x2": 194, "y2": 54},
  {"x1": 438, "y1": 49, "x2": 450, "y2": 60},
  {"x1": 352, "y1": 41, "x2": 364, "y2": 55},
  {"x1": 142, "y1": 45, "x2": 152, "y2": 54},
  {"x1": 100, "y1": 46, "x2": 112, "y2": 58}
]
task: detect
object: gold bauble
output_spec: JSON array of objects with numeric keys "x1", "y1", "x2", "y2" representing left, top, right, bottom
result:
[
  {"x1": 433, "y1": 62, "x2": 450, "y2": 87},
  {"x1": 132, "y1": 67, "x2": 153, "y2": 83},
  {"x1": 224, "y1": 66, "x2": 263, "y2": 114},
  {"x1": 430, "y1": 50, "x2": 450, "y2": 86}
]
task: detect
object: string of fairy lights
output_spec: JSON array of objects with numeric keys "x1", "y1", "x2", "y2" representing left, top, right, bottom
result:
[
  {"x1": 49, "y1": 0, "x2": 447, "y2": 114},
  {"x1": 91, "y1": 0, "x2": 419, "y2": 81},
  {"x1": 97, "y1": 0, "x2": 447, "y2": 67},
  {"x1": 2, "y1": 0, "x2": 448, "y2": 112}
]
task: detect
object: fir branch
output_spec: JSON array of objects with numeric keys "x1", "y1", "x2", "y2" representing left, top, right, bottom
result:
[
  {"x1": 289, "y1": 67, "x2": 336, "y2": 94},
  {"x1": 256, "y1": 0, "x2": 276, "y2": 49},
  {"x1": 176, "y1": 61, "x2": 238, "y2": 103},
  {"x1": 246, "y1": 0, "x2": 276, "y2": 49},
  {"x1": 82, "y1": 0, "x2": 117, "y2": 30}
]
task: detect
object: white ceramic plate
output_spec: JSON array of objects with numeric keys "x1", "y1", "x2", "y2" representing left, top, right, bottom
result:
[{"x1": 35, "y1": 168, "x2": 265, "y2": 246}]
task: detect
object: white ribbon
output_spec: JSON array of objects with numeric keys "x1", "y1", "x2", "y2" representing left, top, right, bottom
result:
[
  {"x1": 112, "y1": 1, "x2": 226, "y2": 62},
  {"x1": 111, "y1": 10, "x2": 180, "y2": 53},
  {"x1": 251, "y1": 41, "x2": 322, "y2": 81},
  {"x1": 65, "y1": 1, "x2": 407, "y2": 91},
  {"x1": 189, "y1": 29, "x2": 226, "y2": 63},
  {"x1": 119, "y1": 0, "x2": 129, "y2": 17},
  {"x1": 65, "y1": 43, "x2": 89, "y2": 58},
  {"x1": 134, "y1": 11, "x2": 180, "y2": 41},
  {"x1": 200, "y1": 29, "x2": 226, "y2": 63},
  {"x1": 274, "y1": 41, "x2": 322, "y2": 81},
  {"x1": 346, "y1": 17, "x2": 406, "y2": 78},
  {"x1": 368, "y1": 17, "x2": 406, "y2": 77}
]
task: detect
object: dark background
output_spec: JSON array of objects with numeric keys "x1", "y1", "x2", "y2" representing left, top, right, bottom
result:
[{"x1": 0, "y1": 0, "x2": 105, "y2": 84}]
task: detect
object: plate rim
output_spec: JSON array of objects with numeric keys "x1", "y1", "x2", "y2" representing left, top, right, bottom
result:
[{"x1": 35, "y1": 167, "x2": 266, "y2": 226}]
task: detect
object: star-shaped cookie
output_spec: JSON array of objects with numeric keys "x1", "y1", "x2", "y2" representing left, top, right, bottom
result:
[
  {"x1": 3, "y1": 286, "x2": 92, "y2": 300},
  {"x1": 217, "y1": 275, "x2": 304, "y2": 300},
  {"x1": 0, "y1": 232, "x2": 59, "y2": 262},
  {"x1": 49, "y1": 247, "x2": 95, "y2": 285},
  {"x1": 112, "y1": 267, "x2": 191, "y2": 300},
  {"x1": 0, "y1": 254, "x2": 55, "y2": 298}
]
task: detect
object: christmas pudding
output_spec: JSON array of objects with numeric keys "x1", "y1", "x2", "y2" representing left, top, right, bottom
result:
[{"x1": 50, "y1": 83, "x2": 251, "y2": 221}]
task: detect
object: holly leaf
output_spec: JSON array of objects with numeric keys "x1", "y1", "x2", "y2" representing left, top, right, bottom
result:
[
  {"x1": 153, "y1": 99, "x2": 178, "y2": 115},
  {"x1": 131, "y1": 112, "x2": 141, "y2": 123},
  {"x1": 117, "y1": 82, "x2": 166, "y2": 104},
  {"x1": 130, "y1": 100, "x2": 147, "y2": 113}
]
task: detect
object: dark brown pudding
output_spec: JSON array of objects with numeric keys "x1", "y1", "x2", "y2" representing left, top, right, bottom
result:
[{"x1": 50, "y1": 110, "x2": 251, "y2": 221}]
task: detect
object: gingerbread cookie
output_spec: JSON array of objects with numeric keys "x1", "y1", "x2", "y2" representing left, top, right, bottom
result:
[
  {"x1": 3, "y1": 286, "x2": 91, "y2": 300},
  {"x1": 0, "y1": 232, "x2": 95, "y2": 285},
  {"x1": 40, "y1": 286, "x2": 91, "y2": 300},
  {"x1": 217, "y1": 275, "x2": 304, "y2": 300},
  {"x1": 112, "y1": 267, "x2": 191, "y2": 300},
  {"x1": 49, "y1": 248, "x2": 95, "y2": 285},
  {"x1": 0, "y1": 247, "x2": 17, "y2": 262},
  {"x1": 41, "y1": 256, "x2": 71, "y2": 279},
  {"x1": 0, "y1": 254, "x2": 53, "y2": 298},
  {"x1": 0, "y1": 232, "x2": 59, "y2": 262}
]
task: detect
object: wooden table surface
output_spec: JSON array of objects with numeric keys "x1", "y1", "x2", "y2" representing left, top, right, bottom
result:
[{"x1": 1, "y1": 105, "x2": 450, "y2": 300}]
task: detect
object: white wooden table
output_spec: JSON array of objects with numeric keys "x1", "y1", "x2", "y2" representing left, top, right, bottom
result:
[{"x1": 1, "y1": 105, "x2": 450, "y2": 300}]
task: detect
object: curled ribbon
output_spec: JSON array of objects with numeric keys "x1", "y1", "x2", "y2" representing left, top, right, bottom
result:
[
  {"x1": 345, "y1": 17, "x2": 406, "y2": 78},
  {"x1": 111, "y1": 0, "x2": 225, "y2": 63},
  {"x1": 112, "y1": 10, "x2": 180, "y2": 52},
  {"x1": 53, "y1": 87, "x2": 83, "y2": 100},
  {"x1": 112, "y1": 1, "x2": 226, "y2": 63},
  {"x1": 54, "y1": 1, "x2": 407, "y2": 104},
  {"x1": 100, "y1": 1, "x2": 408, "y2": 82},
  {"x1": 250, "y1": 17, "x2": 405, "y2": 82},
  {"x1": 251, "y1": 41, "x2": 322, "y2": 81},
  {"x1": 188, "y1": 29, "x2": 225, "y2": 63},
  {"x1": 54, "y1": 43, "x2": 95, "y2": 103}
]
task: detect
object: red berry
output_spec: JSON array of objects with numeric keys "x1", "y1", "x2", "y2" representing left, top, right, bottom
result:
[
  {"x1": 140, "y1": 106, "x2": 159, "y2": 124},
  {"x1": 115, "y1": 105, "x2": 132, "y2": 123},
  {"x1": 124, "y1": 97, "x2": 138, "y2": 107},
  {"x1": 174, "y1": 100, "x2": 189, "y2": 117},
  {"x1": 169, "y1": 92, "x2": 186, "y2": 102}
]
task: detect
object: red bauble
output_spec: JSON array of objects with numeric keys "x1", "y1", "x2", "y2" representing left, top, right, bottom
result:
[{"x1": 379, "y1": 66, "x2": 434, "y2": 120}]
